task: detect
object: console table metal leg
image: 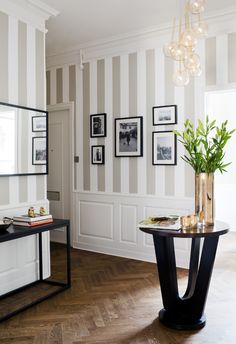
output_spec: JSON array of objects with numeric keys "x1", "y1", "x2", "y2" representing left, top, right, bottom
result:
[
  {"x1": 66, "y1": 224, "x2": 71, "y2": 287},
  {"x1": 38, "y1": 232, "x2": 43, "y2": 281}
]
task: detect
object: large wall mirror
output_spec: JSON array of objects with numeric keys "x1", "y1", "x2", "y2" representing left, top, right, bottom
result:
[{"x1": 0, "y1": 102, "x2": 48, "y2": 176}]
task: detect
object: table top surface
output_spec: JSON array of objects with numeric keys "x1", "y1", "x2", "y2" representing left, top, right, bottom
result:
[
  {"x1": 0, "y1": 219, "x2": 70, "y2": 243},
  {"x1": 139, "y1": 220, "x2": 229, "y2": 238}
]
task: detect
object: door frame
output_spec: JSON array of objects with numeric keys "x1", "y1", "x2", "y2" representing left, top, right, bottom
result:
[{"x1": 47, "y1": 102, "x2": 75, "y2": 245}]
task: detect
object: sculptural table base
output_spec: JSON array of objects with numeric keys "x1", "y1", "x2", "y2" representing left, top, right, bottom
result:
[{"x1": 153, "y1": 235, "x2": 219, "y2": 330}]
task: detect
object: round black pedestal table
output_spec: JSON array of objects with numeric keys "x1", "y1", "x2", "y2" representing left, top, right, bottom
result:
[{"x1": 139, "y1": 221, "x2": 229, "y2": 330}]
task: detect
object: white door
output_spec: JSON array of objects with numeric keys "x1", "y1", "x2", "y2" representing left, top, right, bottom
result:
[{"x1": 47, "y1": 108, "x2": 71, "y2": 243}]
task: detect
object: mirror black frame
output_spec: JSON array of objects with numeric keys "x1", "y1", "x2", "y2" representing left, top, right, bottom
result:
[{"x1": 0, "y1": 101, "x2": 48, "y2": 177}]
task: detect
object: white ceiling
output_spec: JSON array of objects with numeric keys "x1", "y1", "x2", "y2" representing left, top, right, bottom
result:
[{"x1": 43, "y1": 0, "x2": 236, "y2": 56}]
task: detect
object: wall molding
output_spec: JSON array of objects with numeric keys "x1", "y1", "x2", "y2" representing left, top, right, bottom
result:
[
  {"x1": 0, "y1": 0, "x2": 58, "y2": 32},
  {"x1": 46, "y1": 7, "x2": 236, "y2": 67},
  {"x1": 73, "y1": 192, "x2": 194, "y2": 268}
]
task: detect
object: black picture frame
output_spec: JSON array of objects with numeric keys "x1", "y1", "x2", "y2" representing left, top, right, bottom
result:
[
  {"x1": 32, "y1": 115, "x2": 47, "y2": 132},
  {"x1": 90, "y1": 113, "x2": 107, "y2": 137},
  {"x1": 115, "y1": 116, "x2": 143, "y2": 157},
  {"x1": 152, "y1": 131, "x2": 177, "y2": 165},
  {"x1": 32, "y1": 136, "x2": 47, "y2": 165},
  {"x1": 152, "y1": 105, "x2": 177, "y2": 126},
  {"x1": 91, "y1": 145, "x2": 105, "y2": 164}
]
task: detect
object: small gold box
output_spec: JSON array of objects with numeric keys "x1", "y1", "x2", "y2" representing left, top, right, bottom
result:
[{"x1": 180, "y1": 214, "x2": 198, "y2": 229}]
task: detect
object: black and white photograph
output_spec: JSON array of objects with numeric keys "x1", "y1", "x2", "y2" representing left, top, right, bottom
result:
[
  {"x1": 90, "y1": 113, "x2": 107, "y2": 137},
  {"x1": 32, "y1": 137, "x2": 47, "y2": 165},
  {"x1": 153, "y1": 105, "x2": 177, "y2": 125},
  {"x1": 32, "y1": 115, "x2": 47, "y2": 132},
  {"x1": 115, "y1": 116, "x2": 143, "y2": 157},
  {"x1": 152, "y1": 131, "x2": 177, "y2": 165},
  {"x1": 91, "y1": 145, "x2": 105, "y2": 164}
]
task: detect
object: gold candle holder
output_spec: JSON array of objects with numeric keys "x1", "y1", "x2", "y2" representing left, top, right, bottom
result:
[{"x1": 180, "y1": 214, "x2": 198, "y2": 229}]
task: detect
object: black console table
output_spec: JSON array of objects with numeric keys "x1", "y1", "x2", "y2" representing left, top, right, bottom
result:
[
  {"x1": 0, "y1": 219, "x2": 71, "y2": 322},
  {"x1": 139, "y1": 221, "x2": 229, "y2": 330}
]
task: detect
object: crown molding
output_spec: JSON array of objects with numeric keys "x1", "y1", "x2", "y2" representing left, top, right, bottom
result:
[
  {"x1": 46, "y1": 6, "x2": 236, "y2": 67},
  {"x1": 0, "y1": 0, "x2": 58, "y2": 32}
]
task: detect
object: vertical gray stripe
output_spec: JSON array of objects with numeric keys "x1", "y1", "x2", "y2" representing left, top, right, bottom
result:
[
  {"x1": 35, "y1": 30, "x2": 46, "y2": 200},
  {"x1": 69, "y1": 65, "x2": 77, "y2": 189},
  {"x1": 56, "y1": 68, "x2": 63, "y2": 103},
  {"x1": 19, "y1": 176, "x2": 28, "y2": 203},
  {"x1": 46, "y1": 70, "x2": 50, "y2": 105},
  {"x1": 83, "y1": 63, "x2": 90, "y2": 190},
  {"x1": 18, "y1": 21, "x2": 28, "y2": 201},
  {"x1": 164, "y1": 57, "x2": 175, "y2": 196},
  {"x1": 228, "y1": 33, "x2": 236, "y2": 83},
  {"x1": 146, "y1": 50, "x2": 155, "y2": 195},
  {"x1": 129, "y1": 53, "x2": 138, "y2": 194},
  {"x1": 0, "y1": 12, "x2": 8, "y2": 102},
  {"x1": 21, "y1": 110, "x2": 29, "y2": 173},
  {"x1": 35, "y1": 30, "x2": 44, "y2": 109},
  {"x1": 97, "y1": 59, "x2": 105, "y2": 192},
  {"x1": 184, "y1": 79, "x2": 195, "y2": 197},
  {"x1": 0, "y1": 12, "x2": 9, "y2": 205},
  {"x1": 18, "y1": 21, "x2": 27, "y2": 105},
  {"x1": 113, "y1": 56, "x2": 121, "y2": 193},
  {"x1": 205, "y1": 37, "x2": 216, "y2": 86}
]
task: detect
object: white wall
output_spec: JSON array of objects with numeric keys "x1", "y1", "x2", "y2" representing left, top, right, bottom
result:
[
  {"x1": 0, "y1": 0, "x2": 56, "y2": 295},
  {"x1": 46, "y1": 10, "x2": 236, "y2": 268}
]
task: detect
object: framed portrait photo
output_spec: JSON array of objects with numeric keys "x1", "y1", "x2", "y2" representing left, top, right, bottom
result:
[
  {"x1": 90, "y1": 113, "x2": 107, "y2": 137},
  {"x1": 32, "y1": 115, "x2": 47, "y2": 132},
  {"x1": 115, "y1": 116, "x2": 143, "y2": 157},
  {"x1": 152, "y1": 131, "x2": 177, "y2": 165},
  {"x1": 91, "y1": 145, "x2": 105, "y2": 165},
  {"x1": 32, "y1": 137, "x2": 47, "y2": 165},
  {"x1": 152, "y1": 105, "x2": 177, "y2": 126}
]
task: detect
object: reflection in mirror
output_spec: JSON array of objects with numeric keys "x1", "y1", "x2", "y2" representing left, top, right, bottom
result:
[{"x1": 0, "y1": 102, "x2": 48, "y2": 176}]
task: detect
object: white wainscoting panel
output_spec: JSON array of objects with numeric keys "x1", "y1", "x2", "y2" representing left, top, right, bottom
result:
[
  {"x1": 120, "y1": 204, "x2": 137, "y2": 244},
  {"x1": 80, "y1": 201, "x2": 113, "y2": 240},
  {"x1": 74, "y1": 192, "x2": 194, "y2": 268}
]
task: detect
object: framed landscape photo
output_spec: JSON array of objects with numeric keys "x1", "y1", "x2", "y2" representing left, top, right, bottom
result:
[
  {"x1": 152, "y1": 131, "x2": 177, "y2": 165},
  {"x1": 90, "y1": 113, "x2": 107, "y2": 137},
  {"x1": 32, "y1": 115, "x2": 47, "y2": 132},
  {"x1": 152, "y1": 105, "x2": 177, "y2": 126},
  {"x1": 32, "y1": 137, "x2": 47, "y2": 165},
  {"x1": 115, "y1": 116, "x2": 143, "y2": 157},
  {"x1": 91, "y1": 145, "x2": 105, "y2": 164}
]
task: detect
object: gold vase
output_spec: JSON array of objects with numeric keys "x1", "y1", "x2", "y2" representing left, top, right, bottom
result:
[{"x1": 195, "y1": 173, "x2": 214, "y2": 226}]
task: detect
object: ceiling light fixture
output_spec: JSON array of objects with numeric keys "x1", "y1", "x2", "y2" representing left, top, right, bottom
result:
[{"x1": 163, "y1": 0, "x2": 208, "y2": 87}]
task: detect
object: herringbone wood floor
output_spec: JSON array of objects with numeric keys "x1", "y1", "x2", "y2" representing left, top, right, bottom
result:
[{"x1": 0, "y1": 233, "x2": 236, "y2": 344}]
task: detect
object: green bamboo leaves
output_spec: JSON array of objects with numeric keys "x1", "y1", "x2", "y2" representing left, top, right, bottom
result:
[{"x1": 174, "y1": 117, "x2": 235, "y2": 173}]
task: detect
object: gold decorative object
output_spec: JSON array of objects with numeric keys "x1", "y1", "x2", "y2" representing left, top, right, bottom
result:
[
  {"x1": 195, "y1": 173, "x2": 214, "y2": 226},
  {"x1": 39, "y1": 207, "x2": 46, "y2": 216},
  {"x1": 180, "y1": 214, "x2": 198, "y2": 229},
  {"x1": 28, "y1": 207, "x2": 35, "y2": 218},
  {"x1": 163, "y1": 0, "x2": 208, "y2": 86}
]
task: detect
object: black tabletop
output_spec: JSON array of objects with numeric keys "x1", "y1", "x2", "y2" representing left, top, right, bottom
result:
[
  {"x1": 0, "y1": 219, "x2": 70, "y2": 243},
  {"x1": 139, "y1": 220, "x2": 229, "y2": 238}
]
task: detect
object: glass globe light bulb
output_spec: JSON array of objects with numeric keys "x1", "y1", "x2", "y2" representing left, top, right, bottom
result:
[
  {"x1": 181, "y1": 30, "x2": 197, "y2": 48},
  {"x1": 163, "y1": 42, "x2": 178, "y2": 57},
  {"x1": 173, "y1": 69, "x2": 190, "y2": 86},
  {"x1": 193, "y1": 21, "x2": 208, "y2": 38},
  {"x1": 188, "y1": 0, "x2": 205, "y2": 14},
  {"x1": 189, "y1": 65, "x2": 202, "y2": 77},
  {"x1": 184, "y1": 53, "x2": 201, "y2": 70},
  {"x1": 171, "y1": 44, "x2": 188, "y2": 61}
]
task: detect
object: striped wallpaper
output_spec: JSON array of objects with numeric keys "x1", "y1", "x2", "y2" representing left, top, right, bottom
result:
[
  {"x1": 0, "y1": 11, "x2": 46, "y2": 207},
  {"x1": 46, "y1": 32, "x2": 236, "y2": 199}
]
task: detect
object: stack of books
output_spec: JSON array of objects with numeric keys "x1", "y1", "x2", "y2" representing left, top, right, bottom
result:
[
  {"x1": 138, "y1": 215, "x2": 181, "y2": 231},
  {"x1": 13, "y1": 214, "x2": 53, "y2": 227}
]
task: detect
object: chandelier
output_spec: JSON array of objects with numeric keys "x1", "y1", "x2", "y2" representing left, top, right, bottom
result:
[{"x1": 163, "y1": 0, "x2": 208, "y2": 87}]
